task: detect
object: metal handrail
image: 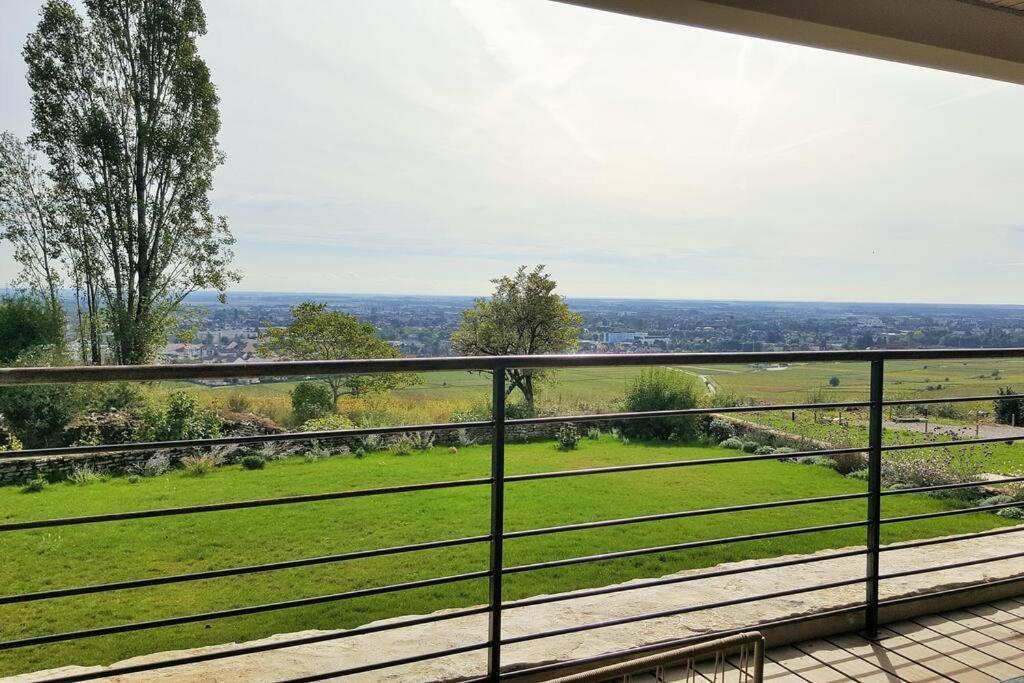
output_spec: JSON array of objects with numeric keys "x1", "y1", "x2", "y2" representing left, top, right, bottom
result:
[{"x1": 3, "y1": 347, "x2": 1024, "y2": 682}]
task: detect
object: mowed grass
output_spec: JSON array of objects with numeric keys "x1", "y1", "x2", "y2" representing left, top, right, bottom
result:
[{"x1": 0, "y1": 438, "x2": 1013, "y2": 675}]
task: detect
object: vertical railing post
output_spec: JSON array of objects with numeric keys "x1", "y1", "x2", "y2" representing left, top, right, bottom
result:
[
  {"x1": 487, "y1": 367, "x2": 506, "y2": 681},
  {"x1": 865, "y1": 358, "x2": 884, "y2": 639}
]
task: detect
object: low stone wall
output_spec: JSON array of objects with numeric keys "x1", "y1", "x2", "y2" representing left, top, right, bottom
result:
[
  {"x1": 0, "y1": 420, "x2": 619, "y2": 486},
  {"x1": 715, "y1": 414, "x2": 833, "y2": 451}
]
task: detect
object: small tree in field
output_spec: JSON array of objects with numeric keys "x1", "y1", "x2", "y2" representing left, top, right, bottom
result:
[
  {"x1": 291, "y1": 381, "x2": 334, "y2": 424},
  {"x1": 829, "y1": 376, "x2": 840, "y2": 387},
  {"x1": 260, "y1": 301, "x2": 418, "y2": 406},
  {"x1": 450, "y1": 265, "x2": 582, "y2": 410},
  {"x1": 995, "y1": 387, "x2": 1024, "y2": 426}
]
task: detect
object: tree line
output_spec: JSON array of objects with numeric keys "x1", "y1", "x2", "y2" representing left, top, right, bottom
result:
[{"x1": 0, "y1": 0, "x2": 237, "y2": 366}]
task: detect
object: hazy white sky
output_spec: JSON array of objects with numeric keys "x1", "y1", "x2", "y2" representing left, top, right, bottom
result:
[{"x1": 1, "y1": 0, "x2": 1023, "y2": 303}]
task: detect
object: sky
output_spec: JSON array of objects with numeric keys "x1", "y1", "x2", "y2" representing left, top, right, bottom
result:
[{"x1": 1, "y1": 0, "x2": 1023, "y2": 304}]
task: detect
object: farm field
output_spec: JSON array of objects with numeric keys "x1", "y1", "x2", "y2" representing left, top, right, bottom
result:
[
  {"x1": 0, "y1": 437, "x2": 1012, "y2": 676},
  {"x1": 172, "y1": 358, "x2": 1024, "y2": 416}
]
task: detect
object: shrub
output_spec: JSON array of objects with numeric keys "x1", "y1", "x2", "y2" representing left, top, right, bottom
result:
[
  {"x1": 740, "y1": 440, "x2": 759, "y2": 453},
  {"x1": 136, "y1": 391, "x2": 221, "y2": 442},
  {"x1": 755, "y1": 445, "x2": 776, "y2": 455},
  {"x1": 881, "y1": 443, "x2": 992, "y2": 492},
  {"x1": 556, "y1": 423, "x2": 580, "y2": 451},
  {"x1": 827, "y1": 451, "x2": 868, "y2": 476},
  {"x1": 829, "y1": 376, "x2": 840, "y2": 387},
  {"x1": 68, "y1": 465, "x2": 104, "y2": 486},
  {"x1": 620, "y1": 369, "x2": 699, "y2": 441},
  {"x1": 226, "y1": 392, "x2": 253, "y2": 413},
  {"x1": 0, "y1": 348, "x2": 85, "y2": 449},
  {"x1": 997, "y1": 506, "x2": 1024, "y2": 520},
  {"x1": 126, "y1": 474, "x2": 141, "y2": 484},
  {"x1": 240, "y1": 455, "x2": 266, "y2": 470},
  {"x1": 703, "y1": 418, "x2": 735, "y2": 444},
  {"x1": 291, "y1": 382, "x2": 335, "y2": 424},
  {"x1": 181, "y1": 454, "x2": 219, "y2": 476},
  {"x1": 448, "y1": 446, "x2": 458, "y2": 454},
  {"x1": 407, "y1": 431, "x2": 435, "y2": 451},
  {"x1": 299, "y1": 413, "x2": 356, "y2": 432},
  {"x1": 586, "y1": 427, "x2": 601, "y2": 441},
  {"x1": 720, "y1": 437, "x2": 744, "y2": 450},
  {"x1": 980, "y1": 494, "x2": 1014, "y2": 507},
  {"x1": 389, "y1": 438, "x2": 413, "y2": 456},
  {"x1": 774, "y1": 447, "x2": 797, "y2": 455},
  {"x1": 354, "y1": 447, "x2": 366, "y2": 458},
  {"x1": 848, "y1": 468, "x2": 869, "y2": 480},
  {"x1": 131, "y1": 453, "x2": 170, "y2": 478},
  {"x1": 456, "y1": 429, "x2": 476, "y2": 447},
  {"x1": 21, "y1": 477, "x2": 47, "y2": 493}
]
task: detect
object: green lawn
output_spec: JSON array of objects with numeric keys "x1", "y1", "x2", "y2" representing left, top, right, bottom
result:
[{"x1": 0, "y1": 437, "x2": 1013, "y2": 676}]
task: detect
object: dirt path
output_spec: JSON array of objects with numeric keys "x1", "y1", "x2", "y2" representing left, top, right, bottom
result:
[{"x1": 882, "y1": 420, "x2": 1024, "y2": 440}]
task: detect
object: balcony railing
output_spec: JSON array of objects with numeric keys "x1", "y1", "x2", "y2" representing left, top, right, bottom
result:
[{"x1": 2, "y1": 349, "x2": 1024, "y2": 682}]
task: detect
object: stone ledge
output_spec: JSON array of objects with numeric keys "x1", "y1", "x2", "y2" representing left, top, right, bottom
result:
[{"x1": 9, "y1": 525, "x2": 1024, "y2": 682}]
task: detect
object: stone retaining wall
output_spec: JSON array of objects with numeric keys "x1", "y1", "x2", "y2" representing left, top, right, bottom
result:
[{"x1": 0, "y1": 420, "x2": 621, "y2": 486}]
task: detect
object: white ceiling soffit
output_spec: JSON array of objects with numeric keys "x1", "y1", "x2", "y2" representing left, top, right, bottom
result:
[{"x1": 556, "y1": 0, "x2": 1024, "y2": 85}]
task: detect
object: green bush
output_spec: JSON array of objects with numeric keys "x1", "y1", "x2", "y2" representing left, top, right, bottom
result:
[
  {"x1": 21, "y1": 477, "x2": 47, "y2": 493},
  {"x1": 68, "y1": 465, "x2": 104, "y2": 485},
  {"x1": 0, "y1": 295, "x2": 63, "y2": 364},
  {"x1": 719, "y1": 437, "x2": 744, "y2": 450},
  {"x1": 755, "y1": 445, "x2": 776, "y2": 455},
  {"x1": 389, "y1": 438, "x2": 413, "y2": 456},
  {"x1": 240, "y1": 455, "x2": 266, "y2": 470},
  {"x1": 181, "y1": 454, "x2": 219, "y2": 476},
  {"x1": 980, "y1": 494, "x2": 1014, "y2": 507},
  {"x1": 620, "y1": 369, "x2": 699, "y2": 441},
  {"x1": 703, "y1": 418, "x2": 736, "y2": 444},
  {"x1": 126, "y1": 474, "x2": 141, "y2": 484},
  {"x1": 299, "y1": 413, "x2": 356, "y2": 432},
  {"x1": 557, "y1": 423, "x2": 580, "y2": 451},
  {"x1": 997, "y1": 506, "x2": 1024, "y2": 519},
  {"x1": 740, "y1": 440, "x2": 759, "y2": 453},
  {"x1": 290, "y1": 382, "x2": 335, "y2": 424},
  {"x1": 586, "y1": 427, "x2": 601, "y2": 440},
  {"x1": 0, "y1": 347, "x2": 85, "y2": 449},
  {"x1": 135, "y1": 391, "x2": 221, "y2": 442}
]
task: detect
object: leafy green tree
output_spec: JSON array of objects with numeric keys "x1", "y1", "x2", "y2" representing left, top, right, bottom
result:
[
  {"x1": 291, "y1": 381, "x2": 335, "y2": 424},
  {"x1": 829, "y1": 376, "x2": 840, "y2": 387},
  {"x1": 23, "y1": 0, "x2": 238, "y2": 364},
  {"x1": 620, "y1": 368, "x2": 700, "y2": 441},
  {"x1": 450, "y1": 265, "x2": 582, "y2": 410},
  {"x1": 260, "y1": 301, "x2": 418, "y2": 405},
  {"x1": 0, "y1": 134, "x2": 64, "y2": 324},
  {"x1": 0, "y1": 295, "x2": 63, "y2": 364}
]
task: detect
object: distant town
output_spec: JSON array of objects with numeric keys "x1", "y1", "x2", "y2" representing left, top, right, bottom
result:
[{"x1": 153, "y1": 292, "x2": 1024, "y2": 366}]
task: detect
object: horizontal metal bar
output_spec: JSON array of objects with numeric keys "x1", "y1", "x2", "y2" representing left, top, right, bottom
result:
[
  {"x1": 503, "y1": 519, "x2": 868, "y2": 575},
  {"x1": 0, "y1": 419, "x2": 493, "y2": 460},
  {"x1": 500, "y1": 577, "x2": 866, "y2": 646},
  {"x1": 881, "y1": 500, "x2": 1024, "y2": 525},
  {"x1": 3, "y1": 348, "x2": 1024, "y2": 385},
  {"x1": 503, "y1": 492, "x2": 870, "y2": 540},
  {"x1": 881, "y1": 433, "x2": 1024, "y2": 451},
  {"x1": 276, "y1": 641, "x2": 490, "y2": 683},
  {"x1": 29, "y1": 606, "x2": 491, "y2": 683},
  {"x1": 883, "y1": 394, "x2": 1018, "y2": 406},
  {"x1": 509, "y1": 401, "x2": 873, "y2": 426},
  {"x1": 502, "y1": 547, "x2": 868, "y2": 610},
  {"x1": 880, "y1": 475, "x2": 1024, "y2": 497},
  {"x1": 879, "y1": 549, "x2": 1024, "y2": 581},
  {"x1": 0, "y1": 480, "x2": 492, "y2": 533},
  {"x1": 504, "y1": 446, "x2": 867, "y2": 484},
  {"x1": 499, "y1": 603, "x2": 868, "y2": 680},
  {"x1": 0, "y1": 570, "x2": 490, "y2": 651},
  {"x1": 0, "y1": 540, "x2": 491, "y2": 606},
  {"x1": 880, "y1": 524, "x2": 1024, "y2": 552}
]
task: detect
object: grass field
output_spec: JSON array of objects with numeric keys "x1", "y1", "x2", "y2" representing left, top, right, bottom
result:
[{"x1": 0, "y1": 437, "x2": 1013, "y2": 676}]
